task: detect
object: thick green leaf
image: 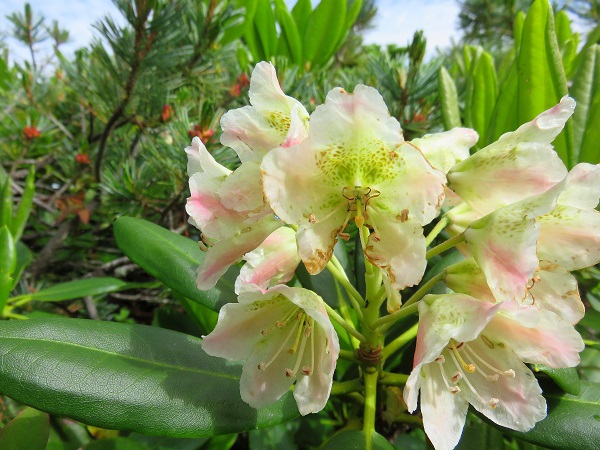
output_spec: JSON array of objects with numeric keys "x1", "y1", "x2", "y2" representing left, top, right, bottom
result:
[
  {"x1": 517, "y1": 0, "x2": 570, "y2": 165},
  {"x1": 303, "y1": 0, "x2": 346, "y2": 67},
  {"x1": 487, "y1": 62, "x2": 519, "y2": 144},
  {"x1": 532, "y1": 364, "x2": 580, "y2": 396},
  {"x1": 0, "y1": 318, "x2": 299, "y2": 437},
  {"x1": 128, "y1": 432, "x2": 207, "y2": 450},
  {"x1": 26, "y1": 277, "x2": 133, "y2": 302},
  {"x1": 0, "y1": 407, "x2": 50, "y2": 450},
  {"x1": 241, "y1": 0, "x2": 262, "y2": 61},
  {"x1": 0, "y1": 225, "x2": 16, "y2": 311},
  {"x1": 578, "y1": 46, "x2": 600, "y2": 164},
  {"x1": 493, "y1": 381, "x2": 600, "y2": 449},
  {"x1": 570, "y1": 44, "x2": 598, "y2": 162},
  {"x1": 275, "y1": 0, "x2": 303, "y2": 65},
  {"x1": 253, "y1": 0, "x2": 278, "y2": 60},
  {"x1": 456, "y1": 414, "x2": 504, "y2": 450},
  {"x1": 113, "y1": 216, "x2": 237, "y2": 311},
  {"x1": 439, "y1": 66, "x2": 461, "y2": 130},
  {"x1": 321, "y1": 429, "x2": 393, "y2": 449},
  {"x1": 84, "y1": 438, "x2": 146, "y2": 450},
  {"x1": 470, "y1": 51, "x2": 497, "y2": 145},
  {"x1": 12, "y1": 240, "x2": 33, "y2": 290},
  {"x1": 291, "y1": 0, "x2": 312, "y2": 37}
]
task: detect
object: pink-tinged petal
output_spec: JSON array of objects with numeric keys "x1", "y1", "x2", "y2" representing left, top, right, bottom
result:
[
  {"x1": 185, "y1": 136, "x2": 231, "y2": 178},
  {"x1": 419, "y1": 361, "x2": 470, "y2": 450},
  {"x1": 414, "y1": 294, "x2": 500, "y2": 368},
  {"x1": 186, "y1": 172, "x2": 248, "y2": 239},
  {"x1": 196, "y1": 215, "x2": 282, "y2": 290},
  {"x1": 448, "y1": 97, "x2": 575, "y2": 215},
  {"x1": 486, "y1": 302, "x2": 584, "y2": 368},
  {"x1": 375, "y1": 142, "x2": 447, "y2": 225},
  {"x1": 202, "y1": 294, "x2": 291, "y2": 361},
  {"x1": 528, "y1": 261, "x2": 584, "y2": 324},
  {"x1": 235, "y1": 227, "x2": 300, "y2": 294},
  {"x1": 411, "y1": 127, "x2": 479, "y2": 174},
  {"x1": 364, "y1": 210, "x2": 426, "y2": 289},
  {"x1": 444, "y1": 258, "x2": 496, "y2": 303},
  {"x1": 455, "y1": 339, "x2": 547, "y2": 432},
  {"x1": 538, "y1": 206, "x2": 600, "y2": 270},
  {"x1": 556, "y1": 163, "x2": 600, "y2": 209},
  {"x1": 220, "y1": 106, "x2": 285, "y2": 163},
  {"x1": 464, "y1": 181, "x2": 566, "y2": 302},
  {"x1": 221, "y1": 62, "x2": 309, "y2": 163},
  {"x1": 217, "y1": 161, "x2": 265, "y2": 213}
]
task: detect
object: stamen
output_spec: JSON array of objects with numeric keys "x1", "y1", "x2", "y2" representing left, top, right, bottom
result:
[
  {"x1": 463, "y1": 343, "x2": 515, "y2": 378},
  {"x1": 436, "y1": 355, "x2": 461, "y2": 394},
  {"x1": 450, "y1": 342, "x2": 476, "y2": 373},
  {"x1": 289, "y1": 314, "x2": 307, "y2": 354},
  {"x1": 291, "y1": 323, "x2": 310, "y2": 376},
  {"x1": 451, "y1": 371, "x2": 462, "y2": 383},
  {"x1": 276, "y1": 307, "x2": 300, "y2": 328},
  {"x1": 308, "y1": 201, "x2": 347, "y2": 225},
  {"x1": 261, "y1": 315, "x2": 302, "y2": 369},
  {"x1": 449, "y1": 351, "x2": 495, "y2": 407}
]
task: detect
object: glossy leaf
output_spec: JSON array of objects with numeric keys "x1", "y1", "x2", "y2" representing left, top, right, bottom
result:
[
  {"x1": 275, "y1": 0, "x2": 303, "y2": 65},
  {"x1": 517, "y1": 0, "x2": 571, "y2": 165},
  {"x1": 83, "y1": 438, "x2": 146, "y2": 450},
  {"x1": 494, "y1": 381, "x2": 600, "y2": 449},
  {"x1": 253, "y1": 0, "x2": 277, "y2": 60},
  {"x1": 487, "y1": 62, "x2": 519, "y2": 144},
  {"x1": 0, "y1": 225, "x2": 16, "y2": 311},
  {"x1": 303, "y1": 0, "x2": 345, "y2": 67},
  {"x1": 11, "y1": 240, "x2": 32, "y2": 290},
  {"x1": 0, "y1": 407, "x2": 50, "y2": 450},
  {"x1": 470, "y1": 51, "x2": 497, "y2": 145},
  {"x1": 533, "y1": 365, "x2": 581, "y2": 396},
  {"x1": 113, "y1": 216, "x2": 238, "y2": 312},
  {"x1": 321, "y1": 429, "x2": 393, "y2": 449},
  {"x1": 0, "y1": 318, "x2": 299, "y2": 437},
  {"x1": 291, "y1": 0, "x2": 312, "y2": 38},
  {"x1": 569, "y1": 44, "x2": 600, "y2": 163},
  {"x1": 0, "y1": 179, "x2": 13, "y2": 229},
  {"x1": 11, "y1": 165, "x2": 35, "y2": 241},
  {"x1": 578, "y1": 46, "x2": 600, "y2": 164},
  {"x1": 24, "y1": 277, "x2": 138, "y2": 302},
  {"x1": 439, "y1": 66, "x2": 461, "y2": 130}
]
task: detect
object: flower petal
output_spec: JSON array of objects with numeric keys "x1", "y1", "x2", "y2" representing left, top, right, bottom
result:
[
  {"x1": 457, "y1": 339, "x2": 547, "y2": 432},
  {"x1": 464, "y1": 180, "x2": 566, "y2": 302},
  {"x1": 528, "y1": 261, "x2": 584, "y2": 324},
  {"x1": 419, "y1": 362, "x2": 469, "y2": 450},
  {"x1": 364, "y1": 210, "x2": 426, "y2": 289},
  {"x1": 448, "y1": 97, "x2": 574, "y2": 215},
  {"x1": 556, "y1": 163, "x2": 600, "y2": 209},
  {"x1": 414, "y1": 294, "x2": 500, "y2": 368},
  {"x1": 221, "y1": 62, "x2": 309, "y2": 163},
  {"x1": 196, "y1": 215, "x2": 282, "y2": 290},
  {"x1": 235, "y1": 227, "x2": 300, "y2": 294},
  {"x1": 217, "y1": 161, "x2": 265, "y2": 213},
  {"x1": 486, "y1": 302, "x2": 584, "y2": 368},
  {"x1": 538, "y1": 206, "x2": 600, "y2": 270},
  {"x1": 185, "y1": 136, "x2": 231, "y2": 177},
  {"x1": 411, "y1": 127, "x2": 478, "y2": 174}
]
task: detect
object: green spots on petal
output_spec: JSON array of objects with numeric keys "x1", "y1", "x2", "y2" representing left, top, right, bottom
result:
[
  {"x1": 267, "y1": 111, "x2": 291, "y2": 137},
  {"x1": 314, "y1": 135, "x2": 404, "y2": 186}
]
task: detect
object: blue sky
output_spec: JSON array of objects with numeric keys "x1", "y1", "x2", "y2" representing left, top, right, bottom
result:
[{"x1": 1, "y1": 0, "x2": 460, "y2": 64}]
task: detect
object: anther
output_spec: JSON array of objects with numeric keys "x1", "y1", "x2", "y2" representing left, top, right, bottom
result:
[
  {"x1": 450, "y1": 386, "x2": 461, "y2": 394},
  {"x1": 257, "y1": 363, "x2": 266, "y2": 370},
  {"x1": 308, "y1": 214, "x2": 316, "y2": 223},
  {"x1": 301, "y1": 366, "x2": 312, "y2": 376},
  {"x1": 261, "y1": 329, "x2": 269, "y2": 335},
  {"x1": 488, "y1": 398, "x2": 499, "y2": 409},
  {"x1": 285, "y1": 368, "x2": 294, "y2": 377},
  {"x1": 451, "y1": 372, "x2": 462, "y2": 383},
  {"x1": 338, "y1": 232, "x2": 350, "y2": 240}
]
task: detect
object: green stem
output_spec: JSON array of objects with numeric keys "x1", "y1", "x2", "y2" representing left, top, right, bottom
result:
[
  {"x1": 326, "y1": 260, "x2": 366, "y2": 309},
  {"x1": 331, "y1": 378, "x2": 363, "y2": 395},
  {"x1": 404, "y1": 270, "x2": 446, "y2": 308},
  {"x1": 335, "y1": 281, "x2": 362, "y2": 348},
  {"x1": 339, "y1": 349, "x2": 358, "y2": 361},
  {"x1": 425, "y1": 215, "x2": 449, "y2": 246},
  {"x1": 324, "y1": 303, "x2": 368, "y2": 344},
  {"x1": 426, "y1": 232, "x2": 465, "y2": 259},
  {"x1": 381, "y1": 323, "x2": 419, "y2": 361},
  {"x1": 362, "y1": 370, "x2": 379, "y2": 435},
  {"x1": 372, "y1": 303, "x2": 418, "y2": 330},
  {"x1": 379, "y1": 372, "x2": 409, "y2": 386}
]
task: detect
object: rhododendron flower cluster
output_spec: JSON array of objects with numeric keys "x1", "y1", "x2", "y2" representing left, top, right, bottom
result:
[{"x1": 184, "y1": 62, "x2": 597, "y2": 449}]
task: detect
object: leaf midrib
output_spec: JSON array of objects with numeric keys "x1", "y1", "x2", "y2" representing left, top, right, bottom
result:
[{"x1": 0, "y1": 335, "x2": 240, "y2": 381}]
